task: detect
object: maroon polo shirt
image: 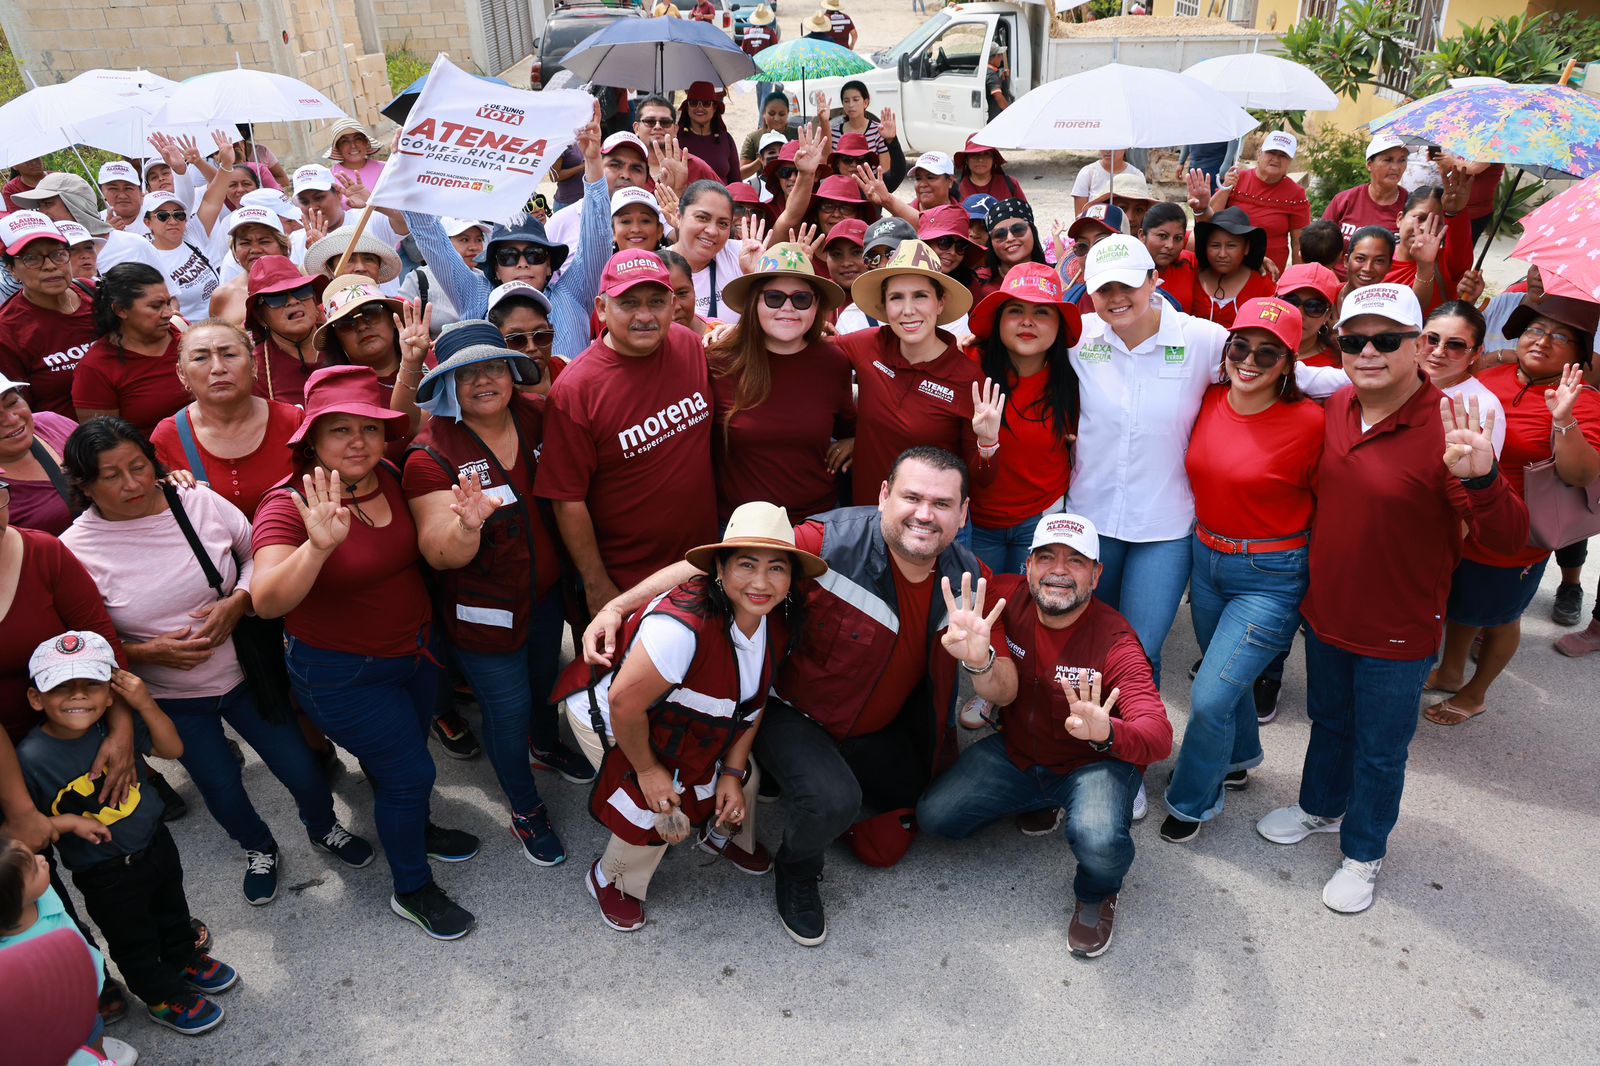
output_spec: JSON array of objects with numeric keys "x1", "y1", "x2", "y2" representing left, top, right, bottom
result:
[{"x1": 1302, "y1": 374, "x2": 1530, "y2": 661}]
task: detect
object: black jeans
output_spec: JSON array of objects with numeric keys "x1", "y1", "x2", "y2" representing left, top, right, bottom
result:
[
  {"x1": 753, "y1": 699, "x2": 933, "y2": 872},
  {"x1": 70, "y1": 824, "x2": 197, "y2": 1005}
]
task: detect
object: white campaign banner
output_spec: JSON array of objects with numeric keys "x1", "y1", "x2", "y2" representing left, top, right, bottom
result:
[{"x1": 370, "y1": 53, "x2": 593, "y2": 221}]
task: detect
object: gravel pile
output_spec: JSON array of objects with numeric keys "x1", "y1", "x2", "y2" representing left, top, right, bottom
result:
[{"x1": 1050, "y1": 15, "x2": 1261, "y2": 38}]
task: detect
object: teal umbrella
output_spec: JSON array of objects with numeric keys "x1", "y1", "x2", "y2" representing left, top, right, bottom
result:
[{"x1": 746, "y1": 38, "x2": 875, "y2": 120}]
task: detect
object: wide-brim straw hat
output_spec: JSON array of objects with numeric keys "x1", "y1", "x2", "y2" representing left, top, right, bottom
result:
[
  {"x1": 303, "y1": 226, "x2": 403, "y2": 283},
  {"x1": 851, "y1": 239, "x2": 974, "y2": 326},
  {"x1": 750, "y1": 3, "x2": 776, "y2": 24},
  {"x1": 323, "y1": 119, "x2": 386, "y2": 160},
  {"x1": 311, "y1": 274, "x2": 406, "y2": 351},
  {"x1": 685, "y1": 502, "x2": 827, "y2": 578},
  {"x1": 721, "y1": 241, "x2": 846, "y2": 312}
]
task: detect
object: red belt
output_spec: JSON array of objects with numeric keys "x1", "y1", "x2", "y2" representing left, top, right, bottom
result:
[{"x1": 1195, "y1": 526, "x2": 1310, "y2": 556}]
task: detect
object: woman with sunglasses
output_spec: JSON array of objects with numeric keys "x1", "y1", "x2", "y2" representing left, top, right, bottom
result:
[
  {"x1": 1425, "y1": 295, "x2": 1600, "y2": 727},
  {"x1": 1274, "y1": 264, "x2": 1343, "y2": 369},
  {"x1": 242, "y1": 256, "x2": 327, "y2": 404},
  {"x1": 1160, "y1": 297, "x2": 1324, "y2": 843},
  {"x1": 807, "y1": 175, "x2": 878, "y2": 243},
  {"x1": 915, "y1": 206, "x2": 984, "y2": 324},
  {"x1": 1418, "y1": 302, "x2": 1505, "y2": 457},
  {"x1": 0, "y1": 213, "x2": 97, "y2": 419},
  {"x1": 677, "y1": 82, "x2": 741, "y2": 187},
  {"x1": 72, "y1": 264, "x2": 190, "y2": 436},
  {"x1": 974, "y1": 200, "x2": 1047, "y2": 303},
  {"x1": 312, "y1": 276, "x2": 431, "y2": 444},
  {"x1": 486, "y1": 282, "x2": 559, "y2": 396},
  {"x1": 955, "y1": 137, "x2": 1025, "y2": 204},
  {"x1": 706, "y1": 244, "x2": 853, "y2": 526},
  {"x1": 139, "y1": 171, "x2": 231, "y2": 324}
]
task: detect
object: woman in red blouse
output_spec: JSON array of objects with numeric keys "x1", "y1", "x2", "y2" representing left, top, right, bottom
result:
[
  {"x1": 151, "y1": 321, "x2": 304, "y2": 519},
  {"x1": 1163, "y1": 297, "x2": 1324, "y2": 843},
  {"x1": 250, "y1": 365, "x2": 480, "y2": 940},
  {"x1": 72, "y1": 264, "x2": 190, "y2": 436},
  {"x1": 1192, "y1": 208, "x2": 1275, "y2": 329},
  {"x1": 1426, "y1": 295, "x2": 1600, "y2": 725}
]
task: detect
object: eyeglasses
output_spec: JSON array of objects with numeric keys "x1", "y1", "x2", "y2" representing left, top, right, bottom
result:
[
  {"x1": 1336, "y1": 330, "x2": 1419, "y2": 355},
  {"x1": 502, "y1": 329, "x2": 555, "y2": 351},
  {"x1": 776, "y1": 166, "x2": 798, "y2": 181},
  {"x1": 15, "y1": 247, "x2": 70, "y2": 269},
  {"x1": 817, "y1": 201, "x2": 854, "y2": 215},
  {"x1": 1421, "y1": 331, "x2": 1475, "y2": 354},
  {"x1": 1279, "y1": 293, "x2": 1330, "y2": 318},
  {"x1": 150, "y1": 210, "x2": 188, "y2": 222},
  {"x1": 1523, "y1": 324, "x2": 1579, "y2": 348},
  {"x1": 990, "y1": 222, "x2": 1030, "y2": 242},
  {"x1": 259, "y1": 285, "x2": 317, "y2": 309},
  {"x1": 1224, "y1": 338, "x2": 1288, "y2": 368},
  {"x1": 332, "y1": 304, "x2": 389, "y2": 330},
  {"x1": 636, "y1": 116, "x2": 676, "y2": 128},
  {"x1": 494, "y1": 247, "x2": 552, "y2": 268},
  {"x1": 761, "y1": 289, "x2": 815, "y2": 311},
  {"x1": 928, "y1": 236, "x2": 965, "y2": 252},
  {"x1": 864, "y1": 249, "x2": 891, "y2": 267}
]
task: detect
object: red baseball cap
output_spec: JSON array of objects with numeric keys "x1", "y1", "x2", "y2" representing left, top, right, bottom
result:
[
  {"x1": 600, "y1": 249, "x2": 672, "y2": 298},
  {"x1": 1230, "y1": 297, "x2": 1303, "y2": 352},
  {"x1": 969, "y1": 261, "x2": 1084, "y2": 342},
  {"x1": 1276, "y1": 263, "x2": 1341, "y2": 308},
  {"x1": 825, "y1": 218, "x2": 868, "y2": 249}
]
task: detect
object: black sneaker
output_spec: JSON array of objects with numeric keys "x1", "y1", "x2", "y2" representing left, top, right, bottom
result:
[
  {"x1": 430, "y1": 712, "x2": 481, "y2": 760},
  {"x1": 390, "y1": 883, "x2": 475, "y2": 941},
  {"x1": 1254, "y1": 678, "x2": 1281, "y2": 725},
  {"x1": 242, "y1": 847, "x2": 279, "y2": 905},
  {"x1": 425, "y1": 822, "x2": 480, "y2": 862},
  {"x1": 147, "y1": 768, "x2": 188, "y2": 821},
  {"x1": 775, "y1": 860, "x2": 827, "y2": 947},
  {"x1": 1553, "y1": 582, "x2": 1584, "y2": 626},
  {"x1": 510, "y1": 807, "x2": 566, "y2": 867},
  {"x1": 1224, "y1": 769, "x2": 1249, "y2": 791},
  {"x1": 1159, "y1": 815, "x2": 1200, "y2": 843},
  {"x1": 310, "y1": 823, "x2": 375, "y2": 868},
  {"x1": 529, "y1": 742, "x2": 596, "y2": 784}
]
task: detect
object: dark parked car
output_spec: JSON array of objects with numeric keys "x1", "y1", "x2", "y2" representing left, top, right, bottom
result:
[{"x1": 530, "y1": 0, "x2": 646, "y2": 90}]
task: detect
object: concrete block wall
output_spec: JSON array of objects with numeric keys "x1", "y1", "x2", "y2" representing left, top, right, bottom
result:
[{"x1": 372, "y1": 0, "x2": 475, "y2": 73}]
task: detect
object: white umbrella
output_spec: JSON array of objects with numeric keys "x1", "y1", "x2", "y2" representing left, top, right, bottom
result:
[
  {"x1": 154, "y1": 68, "x2": 348, "y2": 127},
  {"x1": 1182, "y1": 53, "x2": 1339, "y2": 112},
  {"x1": 972, "y1": 63, "x2": 1259, "y2": 151},
  {"x1": 0, "y1": 68, "x2": 174, "y2": 169}
]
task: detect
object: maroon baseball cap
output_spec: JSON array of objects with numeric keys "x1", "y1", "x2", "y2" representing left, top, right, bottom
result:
[
  {"x1": 825, "y1": 218, "x2": 868, "y2": 249},
  {"x1": 600, "y1": 249, "x2": 672, "y2": 297}
]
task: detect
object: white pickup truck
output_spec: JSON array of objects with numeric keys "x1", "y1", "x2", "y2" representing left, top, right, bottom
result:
[{"x1": 803, "y1": 7, "x2": 1280, "y2": 155}]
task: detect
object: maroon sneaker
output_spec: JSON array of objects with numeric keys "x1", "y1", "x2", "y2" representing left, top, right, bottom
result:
[
  {"x1": 1068, "y1": 894, "x2": 1117, "y2": 958},
  {"x1": 587, "y1": 863, "x2": 645, "y2": 932},
  {"x1": 697, "y1": 832, "x2": 774, "y2": 875}
]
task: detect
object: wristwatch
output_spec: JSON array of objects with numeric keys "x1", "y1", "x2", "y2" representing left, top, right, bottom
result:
[
  {"x1": 1088, "y1": 722, "x2": 1115, "y2": 754},
  {"x1": 717, "y1": 765, "x2": 749, "y2": 782}
]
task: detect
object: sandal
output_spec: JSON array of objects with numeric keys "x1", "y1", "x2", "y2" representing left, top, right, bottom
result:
[
  {"x1": 1425, "y1": 698, "x2": 1486, "y2": 726},
  {"x1": 191, "y1": 917, "x2": 211, "y2": 953},
  {"x1": 98, "y1": 979, "x2": 128, "y2": 1026}
]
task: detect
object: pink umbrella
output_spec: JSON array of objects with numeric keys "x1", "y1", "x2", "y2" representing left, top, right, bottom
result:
[{"x1": 1513, "y1": 172, "x2": 1600, "y2": 302}]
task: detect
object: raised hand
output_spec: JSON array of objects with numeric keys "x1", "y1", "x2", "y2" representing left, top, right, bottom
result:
[
  {"x1": 1185, "y1": 168, "x2": 1212, "y2": 214},
  {"x1": 1440, "y1": 394, "x2": 1498, "y2": 480},
  {"x1": 939, "y1": 572, "x2": 1005, "y2": 669},
  {"x1": 652, "y1": 135, "x2": 688, "y2": 194},
  {"x1": 393, "y1": 299, "x2": 432, "y2": 367},
  {"x1": 1062, "y1": 669, "x2": 1119, "y2": 743},
  {"x1": 576, "y1": 101, "x2": 603, "y2": 164},
  {"x1": 1411, "y1": 212, "x2": 1446, "y2": 266},
  {"x1": 790, "y1": 221, "x2": 823, "y2": 259},
  {"x1": 813, "y1": 90, "x2": 830, "y2": 117},
  {"x1": 794, "y1": 123, "x2": 829, "y2": 175},
  {"x1": 852, "y1": 163, "x2": 890, "y2": 207},
  {"x1": 303, "y1": 205, "x2": 331, "y2": 248},
  {"x1": 336, "y1": 172, "x2": 371, "y2": 209},
  {"x1": 450, "y1": 472, "x2": 502, "y2": 532},
  {"x1": 295, "y1": 467, "x2": 352, "y2": 552},
  {"x1": 971, "y1": 377, "x2": 1005, "y2": 446},
  {"x1": 211, "y1": 128, "x2": 237, "y2": 170},
  {"x1": 148, "y1": 132, "x2": 186, "y2": 170},
  {"x1": 176, "y1": 134, "x2": 203, "y2": 167},
  {"x1": 878, "y1": 106, "x2": 897, "y2": 144},
  {"x1": 656, "y1": 182, "x2": 681, "y2": 232},
  {"x1": 1545, "y1": 362, "x2": 1585, "y2": 425},
  {"x1": 738, "y1": 213, "x2": 770, "y2": 272}
]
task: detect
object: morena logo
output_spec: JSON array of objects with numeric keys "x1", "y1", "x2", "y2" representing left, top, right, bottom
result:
[
  {"x1": 1053, "y1": 120, "x2": 1102, "y2": 130},
  {"x1": 613, "y1": 255, "x2": 662, "y2": 274}
]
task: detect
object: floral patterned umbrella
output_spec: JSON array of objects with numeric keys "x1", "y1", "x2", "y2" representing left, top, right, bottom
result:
[
  {"x1": 1368, "y1": 82, "x2": 1600, "y2": 180},
  {"x1": 1512, "y1": 173, "x2": 1600, "y2": 302}
]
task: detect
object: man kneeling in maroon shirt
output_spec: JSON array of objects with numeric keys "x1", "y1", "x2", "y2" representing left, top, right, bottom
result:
[{"x1": 918, "y1": 513, "x2": 1173, "y2": 960}]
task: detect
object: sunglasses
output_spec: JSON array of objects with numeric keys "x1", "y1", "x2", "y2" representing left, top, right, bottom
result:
[
  {"x1": 502, "y1": 328, "x2": 555, "y2": 351},
  {"x1": 1279, "y1": 293, "x2": 1330, "y2": 318},
  {"x1": 494, "y1": 247, "x2": 552, "y2": 268},
  {"x1": 1224, "y1": 338, "x2": 1288, "y2": 368},
  {"x1": 259, "y1": 285, "x2": 317, "y2": 309},
  {"x1": 15, "y1": 248, "x2": 70, "y2": 269},
  {"x1": 864, "y1": 250, "x2": 890, "y2": 267},
  {"x1": 761, "y1": 289, "x2": 815, "y2": 311},
  {"x1": 777, "y1": 166, "x2": 799, "y2": 180},
  {"x1": 332, "y1": 304, "x2": 389, "y2": 330},
  {"x1": 929, "y1": 236, "x2": 965, "y2": 252},
  {"x1": 150, "y1": 210, "x2": 188, "y2": 222},
  {"x1": 636, "y1": 117, "x2": 675, "y2": 128},
  {"x1": 990, "y1": 222, "x2": 1030, "y2": 242},
  {"x1": 1421, "y1": 331, "x2": 1475, "y2": 354},
  {"x1": 1337, "y1": 330, "x2": 1419, "y2": 355}
]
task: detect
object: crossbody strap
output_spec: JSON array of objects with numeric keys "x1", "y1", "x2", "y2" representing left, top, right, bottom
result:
[
  {"x1": 161, "y1": 484, "x2": 225, "y2": 597},
  {"x1": 29, "y1": 438, "x2": 73, "y2": 508},
  {"x1": 174, "y1": 408, "x2": 211, "y2": 482}
]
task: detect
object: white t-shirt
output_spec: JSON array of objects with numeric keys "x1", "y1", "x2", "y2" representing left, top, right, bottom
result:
[
  {"x1": 399, "y1": 265, "x2": 463, "y2": 335},
  {"x1": 580, "y1": 605, "x2": 768, "y2": 738},
  {"x1": 1070, "y1": 161, "x2": 1146, "y2": 204},
  {"x1": 693, "y1": 243, "x2": 744, "y2": 323},
  {"x1": 149, "y1": 241, "x2": 220, "y2": 322},
  {"x1": 1481, "y1": 291, "x2": 1525, "y2": 353}
]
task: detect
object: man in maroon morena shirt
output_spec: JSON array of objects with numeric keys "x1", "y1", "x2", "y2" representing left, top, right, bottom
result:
[
  {"x1": 1257, "y1": 283, "x2": 1527, "y2": 916},
  {"x1": 919, "y1": 513, "x2": 1171, "y2": 960}
]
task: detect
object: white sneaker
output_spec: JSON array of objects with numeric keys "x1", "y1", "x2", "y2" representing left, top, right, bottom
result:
[
  {"x1": 1256, "y1": 804, "x2": 1343, "y2": 844},
  {"x1": 102, "y1": 1035, "x2": 139, "y2": 1066},
  {"x1": 1132, "y1": 783, "x2": 1148, "y2": 822},
  {"x1": 1323, "y1": 856, "x2": 1383, "y2": 913},
  {"x1": 957, "y1": 696, "x2": 994, "y2": 730}
]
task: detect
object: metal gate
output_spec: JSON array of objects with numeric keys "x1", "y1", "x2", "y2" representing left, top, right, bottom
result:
[{"x1": 479, "y1": 0, "x2": 536, "y2": 75}]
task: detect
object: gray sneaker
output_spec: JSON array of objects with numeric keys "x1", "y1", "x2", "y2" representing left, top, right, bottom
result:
[{"x1": 1256, "y1": 804, "x2": 1342, "y2": 844}]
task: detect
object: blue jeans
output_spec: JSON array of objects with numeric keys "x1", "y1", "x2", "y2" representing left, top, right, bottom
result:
[
  {"x1": 160, "y1": 682, "x2": 338, "y2": 852},
  {"x1": 1298, "y1": 628, "x2": 1433, "y2": 863},
  {"x1": 971, "y1": 510, "x2": 1051, "y2": 577},
  {"x1": 450, "y1": 593, "x2": 564, "y2": 815},
  {"x1": 285, "y1": 636, "x2": 441, "y2": 894},
  {"x1": 918, "y1": 734, "x2": 1140, "y2": 903},
  {"x1": 1165, "y1": 541, "x2": 1307, "y2": 823},
  {"x1": 1093, "y1": 534, "x2": 1193, "y2": 688}
]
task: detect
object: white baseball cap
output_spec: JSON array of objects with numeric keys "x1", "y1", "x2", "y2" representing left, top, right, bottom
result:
[
  {"x1": 29, "y1": 631, "x2": 116, "y2": 693},
  {"x1": 227, "y1": 205, "x2": 285, "y2": 236},
  {"x1": 53, "y1": 219, "x2": 102, "y2": 249},
  {"x1": 610, "y1": 186, "x2": 663, "y2": 220},
  {"x1": 1082, "y1": 234, "x2": 1156, "y2": 294},
  {"x1": 97, "y1": 161, "x2": 140, "y2": 187},
  {"x1": 0, "y1": 211, "x2": 65, "y2": 256},
  {"x1": 486, "y1": 279, "x2": 553, "y2": 318},
  {"x1": 602, "y1": 132, "x2": 649, "y2": 159},
  {"x1": 442, "y1": 217, "x2": 491, "y2": 238},
  {"x1": 292, "y1": 164, "x2": 336, "y2": 194},
  {"x1": 1365, "y1": 132, "x2": 1407, "y2": 160},
  {"x1": 758, "y1": 131, "x2": 787, "y2": 153},
  {"x1": 240, "y1": 188, "x2": 303, "y2": 222},
  {"x1": 1261, "y1": 131, "x2": 1299, "y2": 158},
  {"x1": 140, "y1": 190, "x2": 185, "y2": 217},
  {"x1": 1029, "y1": 513, "x2": 1100, "y2": 562},
  {"x1": 1338, "y1": 283, "x2": 1424, "y2": 330},
  {"x1": 911, "y1": 151, "x2": 955, "y2": 178}
]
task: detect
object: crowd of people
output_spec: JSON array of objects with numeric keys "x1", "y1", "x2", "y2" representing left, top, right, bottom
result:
[{"x1": 0, "y1": 51, "x2": 1595, "y2": 1066}]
